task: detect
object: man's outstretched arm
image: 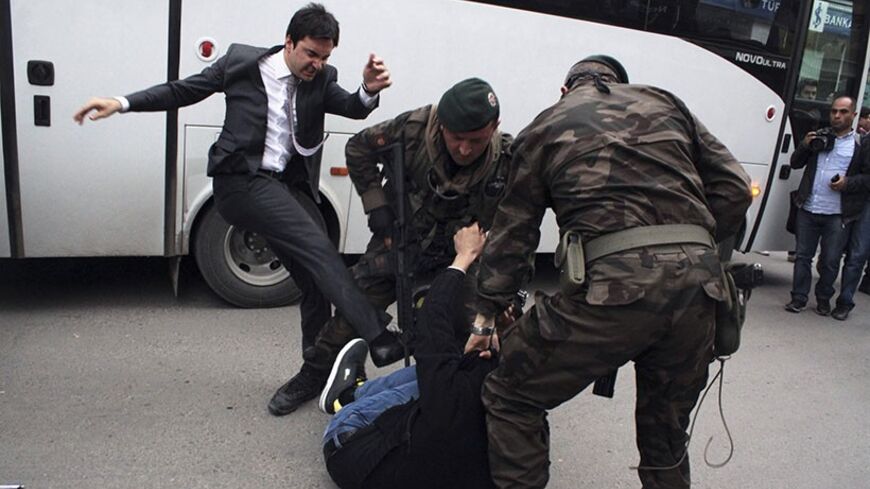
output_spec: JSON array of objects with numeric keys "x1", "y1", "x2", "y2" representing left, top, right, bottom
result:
[
  {"x1": 413, "y1": 223, "x2": 487, "y2": 358},
  {"x1": 73, "y1": 49, "x2": 229, "y2": 124}
]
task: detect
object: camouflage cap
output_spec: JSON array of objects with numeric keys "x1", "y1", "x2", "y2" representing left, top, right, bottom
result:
[
  {"x1": 564, "y1": 55, "x2": 629, "y2": 87},
  {"x1": 437, "y1": 78, "x2": 500, "y2": 133}
]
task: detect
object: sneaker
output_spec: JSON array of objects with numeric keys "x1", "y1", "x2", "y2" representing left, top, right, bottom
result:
[
  {"x1": 267, "y1": 364, "x2": 328, "y2": 416},
  {"x1": 815, "y1": 300, "x2": 832, "y2": 316},
  {"x1": 831, "y1": 304, "x2": 852, "y2": 321},
  {"x1": 784, "y1": 300, "x2": 806, "y2": 313},
  {"x1": 319, "y1": 338, "x2": 368, "y2": 414}
]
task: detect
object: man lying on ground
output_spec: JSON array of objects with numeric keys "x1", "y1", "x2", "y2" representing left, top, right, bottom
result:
[{"x1": 318, "y1": 223, "x2": 511, "y2": 489}]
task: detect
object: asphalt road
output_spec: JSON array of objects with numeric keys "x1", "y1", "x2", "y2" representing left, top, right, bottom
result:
[{"x1": 0, "y1": 252, "x2": 868, "y2": 488}]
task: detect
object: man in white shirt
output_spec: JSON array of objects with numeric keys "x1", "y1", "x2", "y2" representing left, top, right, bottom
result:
[
  {"x1": 785, "y1": 96, "x2": 868, "y2": 317},
  {"x1": 73, "y1": 3, "x2": 402, "y2": 416}
]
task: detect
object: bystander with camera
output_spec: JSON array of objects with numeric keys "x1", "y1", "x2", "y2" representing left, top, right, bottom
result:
[{"x1": 785, "y1": 95, "x2": 869, "y2": 317}]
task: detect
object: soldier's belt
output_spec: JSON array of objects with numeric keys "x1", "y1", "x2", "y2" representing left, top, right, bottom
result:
[
  {"x1": 585, "y1": 224, "x2": 714, "y2": 262},
  {"x1": 555, "y1": 224, "x2": 715, "y2": 289}
]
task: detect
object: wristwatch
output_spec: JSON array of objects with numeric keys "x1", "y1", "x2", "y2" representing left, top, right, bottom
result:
[{"x1": 470, "y1": 325, "x2": 494, "y2": 336}]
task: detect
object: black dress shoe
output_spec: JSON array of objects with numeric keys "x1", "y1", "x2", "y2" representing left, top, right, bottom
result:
[
  {"x1": 369, "y1": 330, "x2": 406, "y2": 367},
  {"x1": 268, "y1": 365, "x2": 328, "y2": 416},
  {"x1": 831, "y1": 304, "x2": 852, "y2": 321},
  {"x1": 302, "y1": 345, "x2": 317, "y2": 362}
]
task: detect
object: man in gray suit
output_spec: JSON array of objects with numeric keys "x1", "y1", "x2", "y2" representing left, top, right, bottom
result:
[{"x1": 74, "y1": 3, "x2": 403, "y2": 416}]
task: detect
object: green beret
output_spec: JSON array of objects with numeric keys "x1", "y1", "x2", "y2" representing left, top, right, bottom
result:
[{"x1": 437, "y1": 78, "x2": 500, "y2": 133}]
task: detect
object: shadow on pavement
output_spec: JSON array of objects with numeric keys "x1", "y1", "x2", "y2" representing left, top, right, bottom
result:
[{"x1": 0, "y1": 256, "x2": 227, "y2": 311}]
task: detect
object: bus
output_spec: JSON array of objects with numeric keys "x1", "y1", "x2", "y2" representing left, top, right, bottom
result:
[{"x1": 2, "y1": 0, "x2": 868, "y2": 307}]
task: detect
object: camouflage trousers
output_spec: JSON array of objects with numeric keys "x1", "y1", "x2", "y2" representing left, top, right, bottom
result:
[
  {"x1": 483, "y1": 245, "x2": 723, "y2": 489},
  {"x1": 306, "y1": 238, "x2": 476, "y2": 372}
]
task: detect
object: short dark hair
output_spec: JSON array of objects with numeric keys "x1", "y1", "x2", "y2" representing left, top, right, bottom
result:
[
  {"x1": 286, "y1": 3, "x2": 339, "y2": 46},
  {"x1": 798, "y1": 78, "x2": 818, "y2": 91},
  {"x1": 831, "y1": 94, "x2": 857, "y2": 111},
  {"x1": 564, "y1": 55, "x2": 629, "y2": 90},
  {"x1": 860, "y1": 106, "x2": 870, "y2": 118}
]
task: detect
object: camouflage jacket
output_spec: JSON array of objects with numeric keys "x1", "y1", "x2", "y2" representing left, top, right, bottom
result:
[
  {"x1": 475, "y1": 83, "x2": 751, "y2": 316},
  {"x1": 346, "y1": 104, "x2": 513, "y2": 259}
]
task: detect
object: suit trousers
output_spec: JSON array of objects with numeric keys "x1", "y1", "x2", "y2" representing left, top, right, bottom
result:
[
  {"x1": 305, "y1": 237, "x2": 477, "y2": 372},
  {"x1": 212, "y1": 173, "x2": 386, "y2": 351}
]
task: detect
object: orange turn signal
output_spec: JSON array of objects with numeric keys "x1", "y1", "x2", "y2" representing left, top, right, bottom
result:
[
  {"x1": 751, "y1": 182, "x2": 761, "y2": 198},
  {"x1": 330, "y1": 166, "x2": 349, "y2": 176}
]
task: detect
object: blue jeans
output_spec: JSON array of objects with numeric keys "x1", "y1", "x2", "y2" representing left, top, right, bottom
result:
[
  {"x1": 791, "y1": 209, "x2": 849, "y2": 303},
  {"x1": 837, "y1": 203, "x2": 870, "y2": 308},
  {"x1": 322, "y1": 366, "x2": 419, "y2": 449}
]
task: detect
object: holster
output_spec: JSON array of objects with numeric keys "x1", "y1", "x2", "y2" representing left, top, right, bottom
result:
[
  {"x1": 713, "y1": 262, "x2": 761, "y2": 357},
  {"x1": 554, "y1": 231, "x2": 586, "y2": 294}
]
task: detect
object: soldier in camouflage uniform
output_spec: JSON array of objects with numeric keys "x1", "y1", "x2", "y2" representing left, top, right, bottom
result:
[
  {"x1": 465, "y1": 56, "x2": 751, "y2": 488},
  {"x1": 272, "y1": 78, "x2": 514, "y2": 414}
]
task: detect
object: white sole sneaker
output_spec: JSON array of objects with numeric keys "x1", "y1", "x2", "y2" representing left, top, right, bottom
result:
[{"x1": 318, "y1": 338, "x2": 368, "y2": 414}]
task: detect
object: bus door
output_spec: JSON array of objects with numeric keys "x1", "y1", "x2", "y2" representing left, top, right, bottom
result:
[
  {"x1": 9, "y1": 0, "x2": 169, "y2": 257},
  {"x1": 751, "y1": 0, "x2": 870, "y2": 252},
  {"x1": 860, "y1": 36, "x2": 870, "y2": 118},
  {"x1": 0, "y1": 80, "x2": 8, "y2": 257}
]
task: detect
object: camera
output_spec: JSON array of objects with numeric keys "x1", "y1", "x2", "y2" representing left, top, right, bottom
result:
[
  {"x1": 808, "y1": 127, "x2": 836, "y2": 152},
  {"x1": 728, "y1": 262, "x2": 763, "y2": 291}
]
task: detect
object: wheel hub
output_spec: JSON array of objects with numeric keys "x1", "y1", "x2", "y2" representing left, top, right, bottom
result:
[{"x1": 223, "y1": 226, "x2": 290, "y2": 286}]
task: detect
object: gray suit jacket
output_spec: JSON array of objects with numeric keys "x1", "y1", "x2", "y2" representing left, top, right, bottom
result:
[{"x1": 126, "y1": 43, "x2": 377, "y2": 199}]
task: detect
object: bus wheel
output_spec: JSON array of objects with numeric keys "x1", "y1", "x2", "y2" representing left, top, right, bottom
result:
[{"x1": 193, "y1": 205, "x2": 302, "y2": 308}]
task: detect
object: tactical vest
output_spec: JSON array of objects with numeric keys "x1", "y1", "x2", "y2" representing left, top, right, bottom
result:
[{"x1": 385, "y1": 106, "x2": 512, "y2": 271}]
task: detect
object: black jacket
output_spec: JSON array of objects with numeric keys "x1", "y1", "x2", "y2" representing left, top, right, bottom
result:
[
  {"x1": 362, "y1": 268, "x2": 498, "y2": 489},
  {"x1": 125, "y1": 43, "x2": 376, "y2": 200},
  {"x1": 790, "y1": 134, "x2": 870, "y2": 223}
]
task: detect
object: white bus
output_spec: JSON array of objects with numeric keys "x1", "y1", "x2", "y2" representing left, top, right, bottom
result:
[{"x1": 1, "y1": 0, "x2": 868, "y2": 306}]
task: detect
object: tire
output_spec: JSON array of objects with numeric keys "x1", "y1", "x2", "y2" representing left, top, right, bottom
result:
[{"x1": 193, "y1": 204, "x2": 302, "y2": 308}]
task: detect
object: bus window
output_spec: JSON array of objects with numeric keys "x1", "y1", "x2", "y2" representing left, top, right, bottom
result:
[
  {"x1": 469, "y1": 0, "x2": 800, "y2": 94},
  {"x1": 468, "y1": 1, "x2": 797, "y2": 56},
  {"x1": 790, "y1": 0, "x2": 868, "y2": 143}
]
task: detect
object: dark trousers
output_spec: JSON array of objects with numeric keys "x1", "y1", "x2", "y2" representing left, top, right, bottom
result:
[
  {"x1": 306, "y1": 237, "x2": 475, "y2": 371},
  {"x1": 790, "y1": 209, "x2": 849, "y2": 304},
  {"x1": 483, "y1": 247, "x2": 720, "y2": 489},
  {"x1": 325, "y1": 424, "x2": 388, "y2": 489},
  {"x1": 838, "y1": 203, "x2": 870, "y2": 308},
  {"x1": 212, "y1": 173, "x2": 386, "y2": 350}
]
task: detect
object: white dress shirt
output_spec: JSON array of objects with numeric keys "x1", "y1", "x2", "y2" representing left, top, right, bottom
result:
[
  {"x1": 117, "y1": 49, "x2": 379, "y2": 173},
  {"x1": 258, "y1": 51, "x2": 378, "y2": 172}
]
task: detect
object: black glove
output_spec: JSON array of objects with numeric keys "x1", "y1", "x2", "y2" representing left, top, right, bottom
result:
[{"x1": 367, "y1": 205, "x2": 395, "y2": 238}]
